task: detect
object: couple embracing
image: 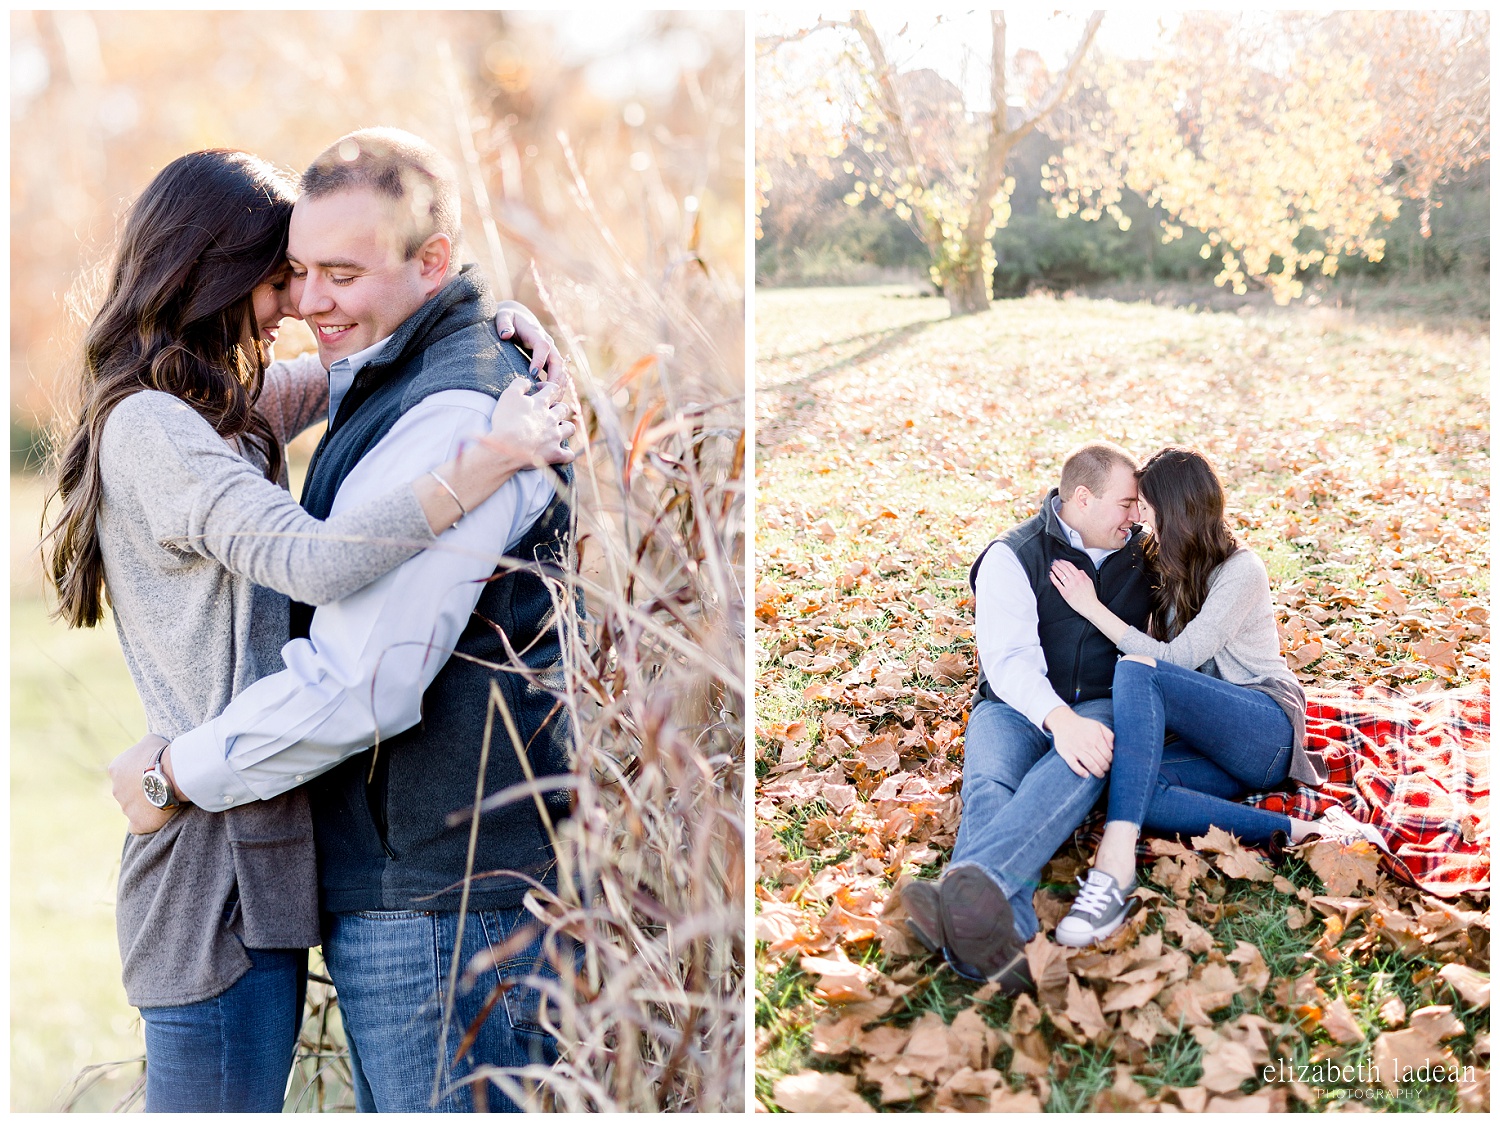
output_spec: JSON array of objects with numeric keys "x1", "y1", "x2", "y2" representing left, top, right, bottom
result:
[
  {"x1": 46, "y1": 128, "x2": 577, "y2": 1111},
  {"x1": 903, "y1": 442, "x2": 1387, "y2": 985}
]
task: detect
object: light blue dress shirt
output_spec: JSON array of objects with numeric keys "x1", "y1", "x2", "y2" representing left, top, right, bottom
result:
[{"x1": 171, "y1": 350, "x2": 557, "y2": 810}]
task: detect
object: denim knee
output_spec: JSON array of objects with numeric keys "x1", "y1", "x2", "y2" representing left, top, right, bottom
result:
[{"x1": 1112, "y1": 655, "x2": 1158, "y2": 693}]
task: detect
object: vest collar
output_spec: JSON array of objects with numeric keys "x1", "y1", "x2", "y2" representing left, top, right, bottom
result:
[{"x1": 328, "y1": 264, "x2": 495, "y2": 432}]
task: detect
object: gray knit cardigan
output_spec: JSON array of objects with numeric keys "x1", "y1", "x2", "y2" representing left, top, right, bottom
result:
[{"x1": 99, "y1": 354, "x2": 436, "y2": 1007}]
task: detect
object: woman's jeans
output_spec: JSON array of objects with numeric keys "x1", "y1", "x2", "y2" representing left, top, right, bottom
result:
[
  {"x1": 1108, "y1": 657, "x2": 1294, "y2": 843},
  {"x1": 139, "y1": 946, "x2": 307, "y2": 1112}
]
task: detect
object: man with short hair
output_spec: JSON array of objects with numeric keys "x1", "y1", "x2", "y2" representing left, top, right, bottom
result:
[
  {"x1": 123, "y1": 127, "x2": 577, "y2": 1110},
  {"x1": 902, "y1": 441, "x2": 1152, "y2": 983}
]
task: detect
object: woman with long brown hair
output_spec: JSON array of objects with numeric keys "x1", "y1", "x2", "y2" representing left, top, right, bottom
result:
[
  {"x1": 43, "y1": 148, "x2": 574, "y2": 1110},
  {"x1": 1044, "y1": 447, "x2": 1385, "y2": 947}
]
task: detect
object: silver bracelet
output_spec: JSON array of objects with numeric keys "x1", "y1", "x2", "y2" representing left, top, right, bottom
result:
[{"x1": 428, "y1": 469, "x2": 467, "y2": 518}]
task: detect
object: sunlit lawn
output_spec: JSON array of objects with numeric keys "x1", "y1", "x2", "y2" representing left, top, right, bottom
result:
[
  {"x1": 12, "y1": 476, "x2": 146, "y2": 1111},
  {"x1": 753, "y1": 285, "x2": 1488, "y2": 1112}
]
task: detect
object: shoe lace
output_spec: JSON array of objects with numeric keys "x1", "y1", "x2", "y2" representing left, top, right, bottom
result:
[
  {"x1": 1320, "y1": 807, "x2": 1391, "y2": 854},
  {"x1": 1071, "y1": 872, "x2": 1117, "y2": 919}
]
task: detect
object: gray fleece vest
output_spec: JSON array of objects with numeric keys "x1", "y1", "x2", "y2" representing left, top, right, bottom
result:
[{"x1": 293, "y1": 267, "x2": 576, "y2": 912}]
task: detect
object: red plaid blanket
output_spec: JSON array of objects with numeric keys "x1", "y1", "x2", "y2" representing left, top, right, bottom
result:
[
  {"x1": 1070, "y1": 686, "x2": 1489, "y2": 897},
  {"x1": 1244, "y1": 686, "x2": 1489, "y2": 897}
]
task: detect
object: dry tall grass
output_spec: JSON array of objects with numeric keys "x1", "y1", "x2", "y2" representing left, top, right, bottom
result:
[
  {"x1": 286, "y1": 47, "x2": 747, "y2": 1115},
  {"x1": 500, "y1": 135, "x2": 745, "y2": 1118},
  {"x1": 53, "y1": 26, "x2": 745, "y2": 1116}
]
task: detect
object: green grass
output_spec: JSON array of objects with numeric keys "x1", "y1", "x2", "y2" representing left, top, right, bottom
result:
[
  {"x1": 11, "y1": 475, "x2": 148, "y2": 1110},
  {"x1": 753, "y1": 286, "x2": 1489, "y2": 1112}
]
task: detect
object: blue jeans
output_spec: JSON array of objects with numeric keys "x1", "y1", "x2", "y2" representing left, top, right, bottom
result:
[
  {"x1": 1108, "y1": 657, "x2": 1294, "y2": 843},
  {"x1": 952, "y1": 696, "x2": 1113, "y2": 942},
  {"x1": 140, "y1": 946, "x2": 307, "y2": 1112},
  {"x1": 322, "y1": 907, "x2": 561, "y2": 1113}
]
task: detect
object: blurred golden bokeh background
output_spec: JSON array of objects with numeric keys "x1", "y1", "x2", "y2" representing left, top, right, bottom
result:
[{"x1": 11, "y1": 9, "x2": 745, "y2": 1111}]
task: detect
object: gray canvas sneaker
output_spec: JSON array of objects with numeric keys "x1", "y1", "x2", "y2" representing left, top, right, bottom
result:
[{"x1": 1055, "y1": 868, "x2": 1134, "y2": 947}]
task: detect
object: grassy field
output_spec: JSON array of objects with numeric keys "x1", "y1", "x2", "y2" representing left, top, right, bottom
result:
[
  {"x1": 11, "y1": 453, "x2": 342, "y2": 1113},
  {"x1": 753, "y1": 286, "x2": 1489, "y2": 1112},
  {"x1": 11, "y1": 474, "x2": 147, "y2": 1111}
]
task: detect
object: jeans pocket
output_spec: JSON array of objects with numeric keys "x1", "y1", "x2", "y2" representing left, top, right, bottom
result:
[
  {"x1": 1261, "y1": 744, "x2": 1293, "y2": 789},
  {"x1": 475, "y1": 911, "x2": 561, "y2": 1038},
  {"x1": 500, "y1": 970, "x2": 554, "y2": 1039}
]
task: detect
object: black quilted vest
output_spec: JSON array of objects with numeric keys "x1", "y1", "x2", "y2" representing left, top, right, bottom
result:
[
  {"x1": 971, "y1": 489, "x2": 1154, "y2": 708},
  {"x1": 293, "y1": 267, "x2": 575, "y2": 912}
]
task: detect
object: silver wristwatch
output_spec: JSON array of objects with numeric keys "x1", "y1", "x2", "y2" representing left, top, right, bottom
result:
[{"x1": 142, "y1": 742, "x2": 182, "y2": 810}]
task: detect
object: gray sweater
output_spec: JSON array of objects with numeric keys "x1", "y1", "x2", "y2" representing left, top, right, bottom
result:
[
  {"x1": 99, "y1": 354, "x2": 437, "y2": 1007},
  {"x1": 1116, "y1": 547, "x2": 1325, "y2": 786}
]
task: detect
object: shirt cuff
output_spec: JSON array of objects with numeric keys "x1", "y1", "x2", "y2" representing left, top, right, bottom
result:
[
  {"x1": 1019, "y1": 687, "x2": 1070, "y2": 732},
  {"x1": 170, "y1": 721, "x2": 260, "y2": 811}
]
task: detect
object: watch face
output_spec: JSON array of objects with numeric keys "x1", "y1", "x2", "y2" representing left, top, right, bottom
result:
[{"x1": 142, "y1": 770, "x2": 173, "y2": 809}]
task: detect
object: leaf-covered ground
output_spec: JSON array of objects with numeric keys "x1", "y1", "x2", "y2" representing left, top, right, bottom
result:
[{"x1": 753, "y1": 286, "x2": 1489, "y2": 1112}]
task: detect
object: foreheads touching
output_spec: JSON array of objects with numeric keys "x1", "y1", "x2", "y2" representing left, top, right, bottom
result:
[{"x1": 1057, "y1": 441, "x2": 1141, "y2": 550}]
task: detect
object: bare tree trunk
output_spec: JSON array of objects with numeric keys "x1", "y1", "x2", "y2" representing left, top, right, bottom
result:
[
  {"x1": 851, "y1": 10, "x2": 1105, "y2": 316},
  {"x1": 952, "y1": 11, "x2": 1105, "y2": 315},
  {"x1": 946, "y1": 265, "x2": 992, "y2": 315},
  {"x1": 949, "y1": 12, "x2": 1013, "y2": 316}
]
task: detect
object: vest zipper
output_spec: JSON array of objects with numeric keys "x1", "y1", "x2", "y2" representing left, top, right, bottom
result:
[{"x1": 1071, "y1": 561, "x2": 1107, "y2": 702}]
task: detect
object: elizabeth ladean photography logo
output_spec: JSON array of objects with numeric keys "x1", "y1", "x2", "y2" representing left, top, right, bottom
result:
[{"x1": 1263, "y1": 1058, "x2": 1479, "y2": 1090}]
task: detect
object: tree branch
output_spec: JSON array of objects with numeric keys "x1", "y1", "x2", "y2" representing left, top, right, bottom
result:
[
  {"x1": 849, "y1": 10, "x2": 937, "y2": 247},
  {"x1": 756, "y1": 18, "x2": 848, "y2": 57},
  {"x1": 1010, "y1": 10, "x2": 1106, "y2": 144}
]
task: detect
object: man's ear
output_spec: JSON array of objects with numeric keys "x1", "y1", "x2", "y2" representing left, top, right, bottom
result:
[
  {"x1": 412, "y1": 233, "x2": 452, "y2": 293},
  {"x1": 1070, "y1": 484, "x2": 1094, "y2": 508}
]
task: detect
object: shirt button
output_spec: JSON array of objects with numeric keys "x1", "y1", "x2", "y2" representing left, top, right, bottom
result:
[{"x1": 295, "y1": 775, "x2": 305, "y2": 783}]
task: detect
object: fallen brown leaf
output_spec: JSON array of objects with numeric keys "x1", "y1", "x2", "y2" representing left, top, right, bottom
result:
[
  {"x1": 1371, "y1": 1005, "x2": 1466, "y2": 1090},
  {"x1": 1438, "y1": 963, "x2": 1490, "y2": 1010},
  {"x1": 812, "y1": 1014, "x2": 865, "y2": 1057},
  {"x1": 1227, "y1": 941, "x2": 1271, "y2": 997},
  {"x1": 1196, "y1": 1036, "x2": 1260, "y2": 1094},
  {"x1": 799, "y1": 950, "x2": 877, "y2": 1004},
  {"x1": 1189, "y1": 959, "x2": 1241, "y2": 1013},
  {"x1": 1065, "y1": 975, "x2": 1112, "y2": 1042},
  {"x1": 1377, "y1": 992, "x2": 1407, "y2": 1027},
  {"x1": 988, "y1": 1085, "x2": 1044, "y2": 1111},
  {"x1": 1305, "y1": 838, "x2": 1382, "y2": 897},
  {"x1": 925, "y1": 651, "x2": 968, "y2": 684},
  {"x1": 1161, "y1": 906, "x2": 1216, "y2": 955},
  {"x1": 1092, "y1": 1065, "x2": 1149, "y2": 1110},
  {"x1": 933, "y1": 1067, "x2": 999, "y2": 1112},
  {"x1": 1008, "y1": 1030, "x2": 1051, "y2": 1077},
  {"x1": 772, "y1": 1069, "x2": 873, "y2": 1112},
  {"x1": 1008, "y1": 992, "x2": 1041, "y2": 1036},
  {"x1": 1321, "y1": 996, "x2": 1365, "y2": 1045},
  {"x1": 1025, "y1": 934, "x2": 1072, "y2": 1010}
]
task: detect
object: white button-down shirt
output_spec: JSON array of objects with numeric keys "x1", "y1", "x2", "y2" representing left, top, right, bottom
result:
[
  {"x1": 170, "y1": 348, "x2": 557, "y2": 810},
  {"x1": 974, "y1": 497, "x2": 1121, "y2": 731}
]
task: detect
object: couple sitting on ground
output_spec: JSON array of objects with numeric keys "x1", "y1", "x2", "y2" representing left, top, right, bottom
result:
[{"x1": 903, "y1": 441, "x2": 1387, "y2": 986}]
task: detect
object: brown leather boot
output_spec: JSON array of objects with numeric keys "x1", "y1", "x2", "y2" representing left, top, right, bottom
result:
[
  {"x1": 940, "y1": 862, "x2": 1025, "y2": 981},
  {"x1": 900, "y1": 879, "x2": 944, "y2": 954}
]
